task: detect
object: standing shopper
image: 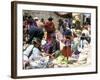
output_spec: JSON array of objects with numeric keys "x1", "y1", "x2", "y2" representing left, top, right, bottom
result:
[
  {"x1": 61, "y1": 29, "x2": 72, "y2": 65},
  {"x1": 44, "y1": 17, "x2": 55, "y2": 41}
]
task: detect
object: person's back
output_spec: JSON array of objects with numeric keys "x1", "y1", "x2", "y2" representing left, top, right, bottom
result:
[
  {"x1": 29, "y1": 47, "x2": 41, "y2": 61},
  {"x1": 45, "y1": 21, "x2": 55, "y2": 33},
  {"x1": 23, "y1": 45, "x2": 34, "y2": 57},
  {"x1": 36, "y1": 20, "x2": 44, "y2": 29}
]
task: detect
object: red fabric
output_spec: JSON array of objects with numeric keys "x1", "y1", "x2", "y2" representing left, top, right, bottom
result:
[
  {"x1": 47, "y1": 33, "x2": 52, "y2": 41},
  {"x1": 45, "y1": 21, "x2": 55, "y2": 41},
  {"x1": 61, "y1": 46, "x2": 72, "y2": 58},
  {"x1": 45, "y1": 21, "x2": 55, "y2": 33}
]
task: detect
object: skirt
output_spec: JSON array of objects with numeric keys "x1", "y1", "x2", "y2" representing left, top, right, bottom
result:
[{"x1": 61, "y1": 46, "x2": 72, "y2": 58}]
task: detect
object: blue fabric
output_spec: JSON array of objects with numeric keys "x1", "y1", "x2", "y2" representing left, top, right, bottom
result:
[
  {"x1": 63, "y1": 29, "x2": 72, "y2": 36},
  {"x1": 28, "y1": 26, "x2": 44, "y2": 44}
]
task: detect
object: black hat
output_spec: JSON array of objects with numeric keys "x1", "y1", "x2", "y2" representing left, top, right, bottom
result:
[
  {"x1": 48, "y1": 17, "x2": 53, "y2": 21},
  {"x1": 32, "y1": 37, "x2": 41, "y2": 45}
]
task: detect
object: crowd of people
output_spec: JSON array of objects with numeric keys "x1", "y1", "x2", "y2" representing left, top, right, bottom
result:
[{"x1": 23, "y1": 14, "x2": 91, "y2": 69}]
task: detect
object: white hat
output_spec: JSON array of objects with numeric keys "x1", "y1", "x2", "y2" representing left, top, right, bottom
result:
[{"x1": 34, "y1": 17, "x2": 39, "y2": 20}]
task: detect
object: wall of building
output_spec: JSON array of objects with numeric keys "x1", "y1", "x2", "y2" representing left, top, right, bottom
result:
[{"x1": 23, "y1": 10, "x2": 64, "y2": 28}]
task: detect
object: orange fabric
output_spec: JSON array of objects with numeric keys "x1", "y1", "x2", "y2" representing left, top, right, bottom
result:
[{"x1": 61, "y1": 46, "x2": 72, "y2": 58}]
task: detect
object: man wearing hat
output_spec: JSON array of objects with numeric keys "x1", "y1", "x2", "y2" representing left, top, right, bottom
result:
[{"x1": 23, "y1": 38, "x2": 43, "y2": 69}]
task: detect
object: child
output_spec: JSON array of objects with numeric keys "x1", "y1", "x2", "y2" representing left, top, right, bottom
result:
[
  {"x1": 61, "y1": 36, "x2": 72, "y2": 62},
  {"x1": 61, "y1": 28, "x2": 72, "y2": 65}
]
